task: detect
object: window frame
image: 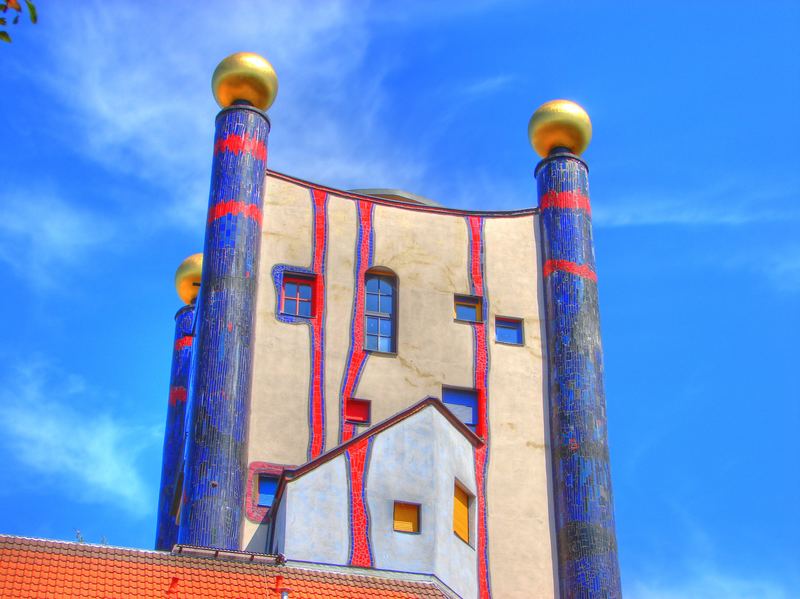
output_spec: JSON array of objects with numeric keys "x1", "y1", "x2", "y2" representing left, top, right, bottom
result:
[
  {"x1": 344, "y1": 398, "x2": 371, "y2": 425},
  {"x1": 495, "y1": 316, "x2": 524, "y2": 346},
  {"x1": 392, "y1": 500, "x2": 422, "y2": 535},
  {"x1": 454, "y1": 294, "x2": 483, "y2": 323},
  {"x1": 257, "y1": 473, "x2": 279, "y2": 508},
  {"x1": 442, "y1": 386, "x2": 479, "y2": 433},
  {"x1": 364, "y1": 271, "x2": 397, "y2": 354},
  {"x1": 281, "y1": 274, "x2": 316, "y2": 319}
]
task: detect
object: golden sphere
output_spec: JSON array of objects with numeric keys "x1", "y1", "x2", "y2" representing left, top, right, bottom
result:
[
  {"x1": 528, "y1": 99, "x2": 592, "y2": 157},
  {"x1": 212, "y1": 52, "x2": 278, "y2": 111},
  {"x1": 175, "y1": 253, "x2": 203, "y2": 304}
]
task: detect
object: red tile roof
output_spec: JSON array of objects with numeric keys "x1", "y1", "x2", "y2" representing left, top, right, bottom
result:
[{"x1": 0, "y1": 535, "x2": 450, "y2": 598}]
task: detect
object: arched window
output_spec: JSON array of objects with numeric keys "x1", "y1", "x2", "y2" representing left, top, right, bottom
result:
[{"x1": 365, "y1": 270, "x2": 396, "y2": 353}]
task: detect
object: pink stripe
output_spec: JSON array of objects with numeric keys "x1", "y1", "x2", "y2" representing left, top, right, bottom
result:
[
  {"x1": 347, "y1": 436, "x2": 372, "y2": 567},
  {"x1": 207, "y1": 200, "x2": 263, "y2": 225},
  {"x1": 214, "y1": 133, "x2": 267, "y2": 161},
  {"x1": 542, "y1": 259, "x2": 598, "y2": 282},
  {"x1": 539, "y1": 190, "x2": 591, "y2": 215}
]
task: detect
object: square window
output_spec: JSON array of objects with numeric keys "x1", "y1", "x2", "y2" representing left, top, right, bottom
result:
[
  {"x1": 442, "y1": 387, "x2": 478, "y2": 432},
  {"x1": 282, "y1": 275, "x2": 315, "y2": 318},
  {"x1": 258, "y1": 475, "x2": 279, "y2": 507},
  {"x1": 495, "y1": 317, "x2": 523, "y2": 345},
  {"x1": 453, "y1": 483, "x2": 472, "y2": 544},
  {"x1": 454, "y1": 295, "x2": 482, "y2": 323},
  {"x1": 345, "y1": 398, "x2": 371, "y2": 424},
  {"x1": 393, "y1": 501, "x2": 420, "y2": 533}
]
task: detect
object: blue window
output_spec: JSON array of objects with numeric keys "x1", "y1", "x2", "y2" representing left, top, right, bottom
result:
[
  {"x1": 495, "y1": 317, "x2": 523, "y2": 345},
  {"x1": 442, "y1": 387, "x2": 478, "y2": 432},
  {"x1": 365, "y1": 273, "x2": 396, "y2": 353},
  {"x1": 454, "y1": 295, "x2": 482, "y2": 323},
  {"x1": 258, "y1": 474, "x2": 279, "y2": 508},
  {"x1": 282, "y1": 275, "x2": 314, "y2": 318}
]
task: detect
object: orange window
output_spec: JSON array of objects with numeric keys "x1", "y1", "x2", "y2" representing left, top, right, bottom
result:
[
  {"x1": 453, "y1": 484, "x2": 470, "y2": 543},
  {"x1": 393, "y1": 501, "x2": 420, "y2": 533}
]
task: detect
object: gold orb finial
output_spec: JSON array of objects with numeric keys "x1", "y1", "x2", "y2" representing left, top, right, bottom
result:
[
  {"x1": 212, "y1": 52, "x2": 278, "y2": 111},
  {"x1": 528, "y1": 99, "x2": 592, "y2": 158},
  {"x1": 175, "y1": 253, "x2": 203, "y2": 304}
]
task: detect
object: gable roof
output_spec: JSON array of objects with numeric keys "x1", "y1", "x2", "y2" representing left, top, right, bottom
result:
[
  {"x1": 274, "y1": 397, "x2": 482, "y2": 502},
  {"x1": 0, "y1": 535, "x2": 451, "y2": 598}
]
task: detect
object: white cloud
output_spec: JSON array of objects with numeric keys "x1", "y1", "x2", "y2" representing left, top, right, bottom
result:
[
  {"x1": 0, "y1": 360, "x2": 160, "y2": 516},
  {"x1": 0, "y1": 191, "x2": 115, "y2": 288},
  {"x1": 628, "y1": 570, "x2": 791, "y2": 599}
]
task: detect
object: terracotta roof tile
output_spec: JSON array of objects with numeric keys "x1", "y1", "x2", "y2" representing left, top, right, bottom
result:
[{"x1": 0, "y1": 535, "x2": 449, "y2": 598}]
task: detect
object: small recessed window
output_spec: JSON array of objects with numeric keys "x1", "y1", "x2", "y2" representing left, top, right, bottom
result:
[
  {"x1": 365, "y1": 273, "x2": 396, "y2": 353},
  {"x1": 454, "y1": 295, "x2": 482, "y2": 323},
  {"x1": 257, "y1": 474, "x2": 279, "y2": 508},
  {"x1": 495, "y1": 317, "x2": 523, "y2": 345},
  {"x1": 345, "y1": 398, "x2": 371, "y2": 425},
  {"x1": 453, "y1": 483, "x2": 472, "y2": 544},
  {"x1": 282, "y1": 276, "x2": 314, "y2": 318},
  {"x1": 442, "y1": 387, "x2": 478, "y2": 433},
  {"x1": 393, "y1": 501, "x2": 420, "y2": 533}
]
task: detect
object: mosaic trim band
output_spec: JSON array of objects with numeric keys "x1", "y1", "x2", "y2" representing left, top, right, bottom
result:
[
  {"x1": 155, "y1": 304, "x2": 195, "y2": 551},
  {"x1": 346, "y1": 435, "x2": 375, "y2": 567},
  {"x1": 466, "y1": 215, "x2": 492, "y2": 599},
  {"x1": 537, "y1": 150, "x2": 622, "y2": 598},
  {"x1": 339, "y1": 200, "x2": 375, "y2": 443},
  {"x1": 179, "y1": 106, "x2": 270, "y2": 551}
]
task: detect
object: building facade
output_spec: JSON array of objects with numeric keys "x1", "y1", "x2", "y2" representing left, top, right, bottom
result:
[{"x1": 156, "y1": 52, "x2": 622, "y2": 599}]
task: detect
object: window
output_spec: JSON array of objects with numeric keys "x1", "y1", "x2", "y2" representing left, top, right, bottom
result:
[
  {"x1": 454, "y1": 295, "x2": 482, "y2": 323},
  {"x1": 442, "y1": 387, "x2": 478, "y2": 433},
  {"x1": 282, "y1": 275, "x2": 314, "y2": 318},
  {"x1": 453, "y1": 483, "x2": 471, "y2": 544},
  {"x1": 495, "y1": 317, "x2": 523, "y2": 345},
  {"x1": 393, "y1": 501, "x2": 420, "y2": 533},
  {"x1": 345, "y1": 398, "x2": 371, "y2": 425},
  {"x1": 257, "y1": 474, "x2": 279, "y2": 508},
  {"x1": 365, "y1": 273, "x2": 396, "y2": 353}
]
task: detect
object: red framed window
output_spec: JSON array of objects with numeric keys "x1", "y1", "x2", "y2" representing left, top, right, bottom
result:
[
  {"x1": 345, "y1": 398, "x2": 371, "y2": 424},
  {"x1": 282, "y1": 275, "x2": 315, "y2": 318}
]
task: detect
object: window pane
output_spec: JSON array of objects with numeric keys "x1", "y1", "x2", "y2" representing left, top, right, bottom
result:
[
  {"x1": 366, "y1": 316, "x2": 378, "y2": 334},
  {"x1": 379, "y1": 295, "x2": 393, "y2": 314},
  {"x1": 298, "y1": 300, "x2": 311, "y2": 317},
  {"x1": 365, "y1": 276, "x2": 379, "y2": 292},
  {"x1": 366, "y1": 334, "x2": 378, "y2": 350},
  {"x1": 393, "y1": 502, "x2": 419, "y2": 533},
  {"x1": 454, "y1": 485, "x2": 470, "y2": 543},
  {"x1": 298, "y1": 284, "x2": 312, "y2": 300},
  {"x1": 284, "y1": 299, "x2": 297, "y2": 315},
  {"x1": 378, "y1": 336, "x2": 392, "y2": 353},
  {"x1": 366, "y1": 293, "x2": 379, "y2": 312},
  {"x1": 455, "y1": 303, "x2": 477, "y2": 321},
  {"x1": 446, "y1": 402, "x2": 475, "y2": 426},
  {"x1": 258, "y1": 475, "x2": 278, "y2": 507},
  {"x1": 379, "y1": 278, "x2": 393, "y2": 294},
  {"x1": 496, "y1": 319, "x2": 522, "y2": 344},
  {"x1": 443, "y1": 387, "x2": 478, "y2": 427},
  {"x1": 379, "y1": 318, "x2": 392, "y2": 336},
  {"x1": 285, "y1": 283, "x2": 297, "y2": 297}
]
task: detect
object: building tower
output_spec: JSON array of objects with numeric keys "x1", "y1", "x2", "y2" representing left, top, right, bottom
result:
[
  {"x1": 177, "y1": 53, "x2": 278, "y2": 550},
  {"x1": 531, "y1": 100, "x2": 623, "y2": 597},
  {"x1": 155, "y1": 253, "x2": 201, "y2": 551}
]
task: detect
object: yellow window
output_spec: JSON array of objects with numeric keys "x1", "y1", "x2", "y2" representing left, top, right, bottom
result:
[
  {"x1": 453, "y1": 484, "x2": 470, "y2": 543},
  {"x1": 393, "y1": 501, "x2": 420, "y2": 533}
]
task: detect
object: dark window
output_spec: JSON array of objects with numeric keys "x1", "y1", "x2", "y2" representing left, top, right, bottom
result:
[
  {"x1": 282, "y1": 276, "x2": 314, "y2": 318},
  {"x1": 258, "y1": 474, "x2": 279, "y2": 507},
  {"x1": 365, "y1": 273, "x2": 396, "y2": 353},
  {"x1": 345, "y1": 398, "x2": 371, "y2": 424},
  {"x1": 442, "y1": 387, "x2": 478, "y2": 432},
  {"x1": 495, "y1": 317, "x2": 523, "y2": 345},
  {"x1": 454, "y1": 295, "x2": 482, "y2": 323}
]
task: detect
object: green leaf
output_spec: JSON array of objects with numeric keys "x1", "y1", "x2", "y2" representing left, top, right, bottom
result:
[
  {"x1": 0, "y1": 30, "x2": 11, "y2": 42},
  {"x1": 24, "y1": 0, "x2": 34, "y2": 23}
]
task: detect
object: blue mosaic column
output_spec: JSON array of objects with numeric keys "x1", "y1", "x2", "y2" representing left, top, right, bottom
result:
[
  {"x1": 537, "y1": 148, "x2": 622, "y2": 598},
  {"x1": 178, "y1": 104, "x2": 270, "y2": 550},
  {"x1": 155, "y1": 304, "x2": 195, "y2": 550}
]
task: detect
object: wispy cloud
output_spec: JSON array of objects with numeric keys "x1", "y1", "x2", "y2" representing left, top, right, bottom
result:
[
  {"x1": 628, "y1": 569, "x2": 791, "y2": 599},
  {"x1": 593, "y1": 183, "x2": 800, "y2": 228},
  {"x1": 0, "y1": 360, "x2": 160, "y2": 516},
  {"x1": 0, "y1": 190, "x2": 115, "y2": 288},
  {"x1": 460, "y1": 74, "x2": 515, "y2": 98}
]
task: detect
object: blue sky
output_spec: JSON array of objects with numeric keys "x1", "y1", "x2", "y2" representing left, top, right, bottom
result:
[{"x1": 1, "y1": 1, "x2": 798, "y2": 597}]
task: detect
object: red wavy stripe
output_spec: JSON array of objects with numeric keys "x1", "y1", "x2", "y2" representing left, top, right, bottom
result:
[
  {"x1": 207, "y1": 200, "x2": 263, "y2": 225},
  {"x1": 539, "y1": 190, "x2": 591, "y2": 215},
  {"x1": 174, "y1": 336, "x2": 193, "y2": 352},
  {"x1": 347, "y1": 436, "x2": 372, "y2": 567},
  {"x1": 542, "y1": 259, "x2": 597, "y2": 282},
  {"x1": 168, "y1": 386, "x2": 187, "y2": 407},
  {"x1": 309, "y1": 189, "x2": 327, "y2": 459},
  {"x1": 214, "y1": 133, "x2": 267, "y2": 161}
]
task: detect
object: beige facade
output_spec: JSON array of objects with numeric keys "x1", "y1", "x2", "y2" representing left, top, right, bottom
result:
[{"x1": 245, "y1": 172, "x2": 555, "y2": 598}]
